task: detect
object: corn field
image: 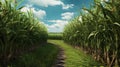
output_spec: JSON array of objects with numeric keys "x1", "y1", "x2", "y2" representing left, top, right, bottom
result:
[
  {"x1": 48, "y1": 33, "x2": 63, "y2": 40},
  {"x1": 0, "y1": 0, "x2": 47, "y2": 66},
  {"x1": 63, "y1": 0, "x2": 120, "y2": 66}
]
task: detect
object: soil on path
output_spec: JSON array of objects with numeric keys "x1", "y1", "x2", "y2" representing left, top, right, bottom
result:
[{"x1": 53, "y1": 47, "x2": 66, "y2": 67}]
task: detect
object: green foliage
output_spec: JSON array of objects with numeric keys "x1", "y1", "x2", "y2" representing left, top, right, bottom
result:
[
  {"x1": 63, "y1": 0, "x2": 120, "y2": 66},
  {"x1": 48, "y1": 32, "x2": 63, "y2": 40},
  {"x1": 9, "y1": 43, "x2": 59, "y2": 67},
  {"x1": 0, "y1": 0, "x2": 48, "y2": 66}
]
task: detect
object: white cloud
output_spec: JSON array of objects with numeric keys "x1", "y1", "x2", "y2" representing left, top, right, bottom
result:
[
  {"x1": 46, "y1": 12, "x2": 74, "y2": 32},
  {"x1": 29, "y1": 0, "x2": 74, "y2": 10},
  {"x1": 32, "y1": 9, "x2": 46, "y2": 19},
  {"x1": 62, "y1": 4, "x2": 74, "y2": 10},
  {"x1": 47, "y1": 20, "x2": 68, "y2": 32},
  {"x1": 21, "y1": 5, "x2": 46, "y2": 19},
  {"x1": 29, "y1": 0, "x2": 63, "y2": 7},
  {"x1": 48, "y1": 20, "x2": 68, "y2": 23},
  {"x1": 61, "y1": 12, "x2": 74, "y2": 20}
]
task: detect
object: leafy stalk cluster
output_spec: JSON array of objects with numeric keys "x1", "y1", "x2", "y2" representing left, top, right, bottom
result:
[
  {"x1": 63, "y1": 0, "x2": 120, "y2": 66},
  {"x1": 0, "y1": 0, "x2": 48, "y2": 66}
]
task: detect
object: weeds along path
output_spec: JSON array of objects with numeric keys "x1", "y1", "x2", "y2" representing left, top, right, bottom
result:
[
  {"x1": 8, "y1": 43, "x2": 59, "y2": 67},
  {"x1": 48, "y1": 40, "x2": 100, "y2": 67}
]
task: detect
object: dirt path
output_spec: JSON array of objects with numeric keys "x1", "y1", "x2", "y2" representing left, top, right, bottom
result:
[
  {"x1": 49, "y1": 40, "x2": 101, "y2": 67},
  {"x1": 54, "y1": 47, "x2": 66, "y2": 67}
]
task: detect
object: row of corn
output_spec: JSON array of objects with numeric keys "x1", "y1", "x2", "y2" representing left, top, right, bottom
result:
[
  {"x1": 63, "y1": 0, "x2": 120, "y2": 67},
  {"x1": 0, "y1": 0, "x2": 48, "y2": 66}
]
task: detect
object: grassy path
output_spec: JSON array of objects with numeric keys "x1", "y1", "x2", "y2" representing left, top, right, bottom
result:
[
  {"x1": 48, "y1": 40, "x2": 101, "y2": 67},
  {"x1": 9, "y1": 40, "x2": 101, "y2": 67}
]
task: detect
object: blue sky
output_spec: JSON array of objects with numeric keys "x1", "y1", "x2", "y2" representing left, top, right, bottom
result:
[{"x1": 20, "y1": 0, "x2": 93, "y2": 32}]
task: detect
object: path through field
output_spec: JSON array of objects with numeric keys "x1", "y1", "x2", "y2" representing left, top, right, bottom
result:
[
  {"x1": 53, "y1": 47, "x2": 65, "y2": 67},
  {"x1": 48, "y1": 40, "x2": 100, "y2": 67}
]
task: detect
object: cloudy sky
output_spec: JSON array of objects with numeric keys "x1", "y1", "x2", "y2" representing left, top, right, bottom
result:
[{"x1": 19, "y1": 0, "x2": 93, "y2": 32}]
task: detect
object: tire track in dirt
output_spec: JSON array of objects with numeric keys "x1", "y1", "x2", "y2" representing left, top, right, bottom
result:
[{"x1": 54, "y1": 47, "x2": 66, "y2": 67}]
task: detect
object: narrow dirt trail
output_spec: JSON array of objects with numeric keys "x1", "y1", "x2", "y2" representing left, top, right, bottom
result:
[{"x1": 54, "y1": 47, "x2": 66, "y2": 67}]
